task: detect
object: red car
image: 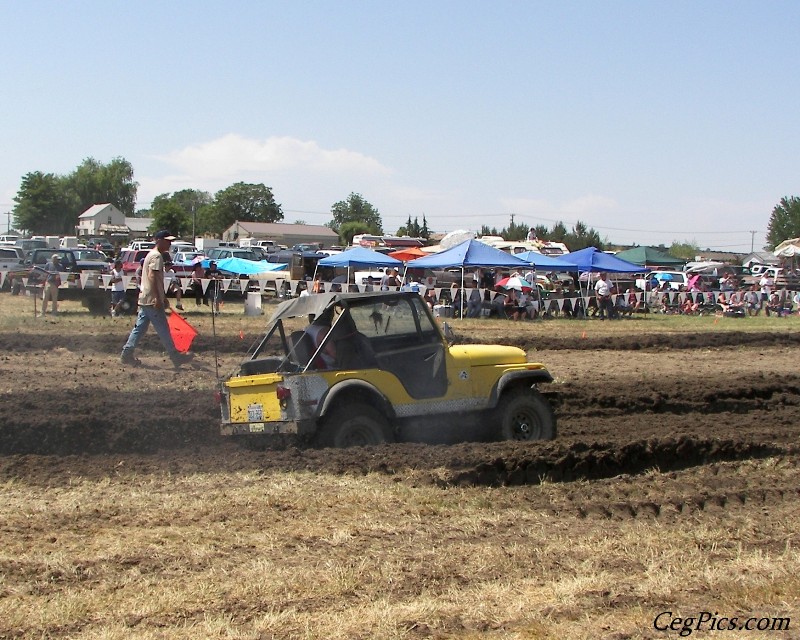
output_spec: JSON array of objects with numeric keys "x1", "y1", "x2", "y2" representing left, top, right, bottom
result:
[{"x1": 119, "y1": 249, "x2": 151, "y2": 274}]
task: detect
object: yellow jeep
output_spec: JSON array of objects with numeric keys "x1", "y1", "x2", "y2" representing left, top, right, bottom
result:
[{"x1": 220, "y1": 291, "x2": 556, "y2": 447}]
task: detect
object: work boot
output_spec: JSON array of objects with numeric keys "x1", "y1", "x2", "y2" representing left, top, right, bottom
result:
[
  {"x1": 120, "y1": 351, "x2": 141, "y2": 366},
  {"x1": 171, "y1": 352, "x2": 194, "y2": 368}
]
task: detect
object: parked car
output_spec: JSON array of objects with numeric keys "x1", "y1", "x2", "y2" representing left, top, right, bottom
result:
[
  {"x1": 119, "y1": 249, "x2": 152, "y2": 274},
  {"x1": 0, "y1": 247, "x2": 25, "y2": 283},
  {"x1": 73, "y1": 249, "x2": 111, "y2": 263},
  {"x1": 635, "y1": 270, "x2": 687, "y2": 291},
  {"x1": 206, "y1": 247, "x2": 260, "y2": 261},
  {"x1": 14, "y1": 239, "x2": 48, "y2": 255},
  {"x1": 7, "y1": 248, "x2": 111, "y2": 311}
]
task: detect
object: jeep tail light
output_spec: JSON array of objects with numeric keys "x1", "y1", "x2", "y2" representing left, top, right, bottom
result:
[{"x1": 276, "y1": 386, "x2": 291, "y2": 401}]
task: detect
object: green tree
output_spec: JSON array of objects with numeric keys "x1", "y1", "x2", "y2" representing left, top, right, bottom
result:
[
  {"x1": 208, "y1": 182, "x2": 283, "y2": 235},
  {"x1": 668, "y1": 241, "x2": 700, "y2": 260},
  {"x1": 151, "y1": 189, "x2": 213, "y2": 237},
  {"x1": 420, "y1": 214, "x2": 430, "y2": 240},
  {"x1": 329, "y1": 193, "x2": 383, "y2": 234},
  {"x1": 766, "y1": 196, "x2": 800, "y2": 249},
  {"x1": 339, "y1": 221, "x2": 374, "y2": 246},
  {"x1": 66, "y1": 157, "x2": 138, "y2": 216},
  {"x1": 12, "y1": 172, "x2": 73, "y2": 234},
  {"x1": 149, "y1": 200, "x2": 191, "y2": 237},
  {"x1": 564, "y1": 220, "x2": 605, "y2": 251}
]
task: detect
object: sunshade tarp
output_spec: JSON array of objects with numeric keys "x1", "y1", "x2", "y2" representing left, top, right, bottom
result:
[
  {"x1": 317, "y1": 246, "x2": 403, "y2": 268},
  {"x1": 215, "y1": 257, "x2": 287, "y2": 274},
  {"x1": 613, "y1": 246, "x2": 685, "y2": 267},
  {"x1": 773, "y1": 238, "x2": 800, "y2": 258},
  {"x1": 514, "y1": 250, "x2": 578, "y2": 270},
  {"x1": 405, "y1": 239, "x2": 530, "y2": 269},
  {"x1": 388, "y1": 247, "x2": 428, "y2": 261},
  {"x1": 566, "y1": 247, "x2": 646, "y2": 273}
]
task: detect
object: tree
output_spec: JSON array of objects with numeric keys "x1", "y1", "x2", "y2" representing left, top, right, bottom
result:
[
  {"x1": 150, "y1": 189, "x2": 213, "y2": 237},
  {"x1": 420, "y1": 214, "x2": 430, "y2": 240},
  {"x1": 150, "y1": 200, "x2": 191, "y2": 237},
  {"x1": 209, "y1": 182, "x2": 283, "y2": 235},
  {"x1": 329, "y1": 193, "x2": 383, "y2": 234},
  {"x1": 338, "y1": 221, "x2": 374, "y2": 246},
  {"x1": 66, "y1": 157, "x2": 138, "y2": 216},
  {"x1": 766, "y1": 196, "x2": 800, "y2": 249},
  {"x1": 563, "y1": 220, "x2": 605, "y2": 251},
  {"x1": 12, "y1": 172, "x2": 73, "y2": 234},
  {"x1": 668, "y1": 241, "x2": 700, "y2": 261}
]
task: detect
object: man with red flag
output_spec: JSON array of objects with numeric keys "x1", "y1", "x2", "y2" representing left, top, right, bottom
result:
[{"x1": 120, "y1": 230, "x2": 194, "y2": 368}]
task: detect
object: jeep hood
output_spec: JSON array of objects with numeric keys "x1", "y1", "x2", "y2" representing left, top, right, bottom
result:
[{"x1": 448, "y1": 344, "x2": 527, "y2": 366}]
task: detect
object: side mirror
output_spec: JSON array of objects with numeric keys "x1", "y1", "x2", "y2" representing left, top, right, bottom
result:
[{"x1": 441, "y1": 321, "x2": 456, "y2": 345}]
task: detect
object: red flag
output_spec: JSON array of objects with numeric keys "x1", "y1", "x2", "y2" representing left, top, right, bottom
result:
[{"x1": 167, "y1": 311, "x2": 198, "y2": 353}]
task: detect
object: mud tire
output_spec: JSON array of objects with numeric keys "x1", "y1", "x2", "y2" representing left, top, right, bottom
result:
[
  {"x1": 318, "y1": 403, "x2": 394, "y2": 448},
  {"x1": 496, "y1": 388, "x2": 556, "y2": 441}
]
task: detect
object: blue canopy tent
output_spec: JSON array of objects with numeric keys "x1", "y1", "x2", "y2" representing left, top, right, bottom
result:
[
  {"x1": 566, "y1": 247, "x2": 648, "y2": 313},
  {"x1": 566, "y1": 247, "x2": 646, "y2": 273},
  {"x1": 316, "y1": 247, "x2": 404, "y2": 289},
  {"x1": 406, "y1": 240, "x2": 532, "y2": 316},
  {"x1": 514, "y1": 250, "x2": 578, "y2": 270}
]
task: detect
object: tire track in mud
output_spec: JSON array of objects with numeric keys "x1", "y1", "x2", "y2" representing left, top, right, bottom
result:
[{"x1": 427, "y1": 438, "x2": 789, "y2": 488}]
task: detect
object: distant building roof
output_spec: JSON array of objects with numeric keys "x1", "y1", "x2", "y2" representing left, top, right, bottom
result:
[
  {"x1": 225, "y1": 221, "x2": 339, "y2": 240},
  {"x1": 79, "y1": 203, "x2": 122, "y2": 219},
  {"x1": 125, "y1": 217, "x2": 153, "y2": 233}
]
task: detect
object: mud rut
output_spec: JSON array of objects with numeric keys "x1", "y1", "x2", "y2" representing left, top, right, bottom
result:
[{"x1": 1, "y1": 331, "x2": 799, "y2": 516}]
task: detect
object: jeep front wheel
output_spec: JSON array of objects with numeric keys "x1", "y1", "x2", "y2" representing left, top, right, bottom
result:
[
  {"x1": 318, "y1": 404, "x2": 394, "y2": 448},
  {"x1": 496, "y1": 388, "x2": 555, "y2": 441}
]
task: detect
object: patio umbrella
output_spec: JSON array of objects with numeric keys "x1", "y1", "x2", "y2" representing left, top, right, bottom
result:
[
  {"x1": 388, "y1": 247, "x2": 427, "y2": 262},
  {"x1": 496, "y1": 276, "x2": 533, "y2": 291}
]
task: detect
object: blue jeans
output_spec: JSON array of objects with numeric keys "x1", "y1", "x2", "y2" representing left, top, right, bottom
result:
[{"x1": 122, "y1": 305, "x2": 178, "y2": 356}]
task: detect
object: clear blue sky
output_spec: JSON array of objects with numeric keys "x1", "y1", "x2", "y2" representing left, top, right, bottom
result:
[{"x1": 1, "y1": 0, "x2": 797, "y2": 252}]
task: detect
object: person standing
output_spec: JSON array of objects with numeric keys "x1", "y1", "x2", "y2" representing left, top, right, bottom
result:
[
  {"x1": 109, "y1": 259, "x2": 126, "y2": 317},
  {"x1": 594, "y1": 272, "x2": 617, "y2": 320},
  {"x1": 41, "y1": 254, "x2": 61, "y2": 315},
  {"x1": 759, "y1": 272, "x2": 775, "y2": 305},
  {"x1": 120, "y1": 231, "x2": 193, "y2": 368},
  {"x1": 189, "y1": 262, "x2": 205, "y2": 306},
  {"x1": 203, "y1": 260, "x2": 223, "y2": 314}
]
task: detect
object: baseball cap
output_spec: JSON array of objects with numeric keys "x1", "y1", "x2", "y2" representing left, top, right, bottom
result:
[{"x1": 154, "y1": 230, "x2": 176, "y2": 241}]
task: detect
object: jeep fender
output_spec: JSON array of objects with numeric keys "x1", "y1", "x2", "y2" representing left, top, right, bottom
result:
[
  {"x1": 316, "y1": 379, "x2": 396, "y2": 422},
  {"x1": 488, "y1": 370, "x2": 553, "y2": 408}
]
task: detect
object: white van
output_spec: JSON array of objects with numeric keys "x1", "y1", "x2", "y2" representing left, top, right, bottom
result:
[
  {"x1": 0, "y1": 235, "x2": 20, "y2": 246},
  {"x1": 59, "y1": 236, "x2": 79, "y2": 248}
]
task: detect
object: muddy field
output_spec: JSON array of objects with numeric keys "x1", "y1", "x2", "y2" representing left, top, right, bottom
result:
[{"x1": 1, "y1": 300, "x2": 798, "y2": 638}]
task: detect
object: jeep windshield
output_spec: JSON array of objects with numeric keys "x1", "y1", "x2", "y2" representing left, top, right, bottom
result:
[{"x1": 241, "y1": 291, "x2": 440, "y2": 375}]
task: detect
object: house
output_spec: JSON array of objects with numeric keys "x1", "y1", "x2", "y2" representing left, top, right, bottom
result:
[
  {"x1": 741, "y1": 251, "x2": 779, "y2": 268},
  {"x1": 125, "y1": 216, "x2": 154, "y2": 239},
  {"x1": 222, "y1": 221, "x2": 339, "y2": 249},
  {"x1": 77, "y1": 204, "x2": 128, "y2": 236}
]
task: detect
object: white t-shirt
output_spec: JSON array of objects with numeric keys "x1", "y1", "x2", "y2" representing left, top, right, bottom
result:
[
  {"x1": 594, "y1": 278, "x2": 611, "y2": 297},
  {"x1": 111, "y1": 267, "x2": 125, "y2": 292}
]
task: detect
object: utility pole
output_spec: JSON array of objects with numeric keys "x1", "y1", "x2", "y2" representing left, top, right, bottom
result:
[
  {"x1": 5, "y1": 212, "x2": 10, "y2": 234},
  {"x1": 750, "y1": 230, "x2": 757, "y2": 253}
]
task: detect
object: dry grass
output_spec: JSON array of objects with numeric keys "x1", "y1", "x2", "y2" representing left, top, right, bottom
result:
[{"x1": 1, "y1": 461, "x2": 798, "y2": 639}]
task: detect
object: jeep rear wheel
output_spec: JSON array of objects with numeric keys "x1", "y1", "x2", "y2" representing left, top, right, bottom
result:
[
  {"x1": 496, "y1": 388, "x2": 555, "y2": 441},
  {"x1": 318, "y1": 403, "x2": 394, "y2": 448}
]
